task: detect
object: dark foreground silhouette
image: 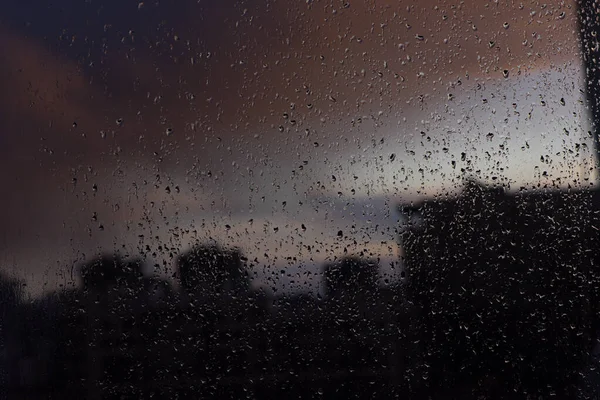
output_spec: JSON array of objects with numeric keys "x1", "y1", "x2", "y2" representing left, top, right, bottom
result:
[
  {"x1": 400, "y1": 179, "x2": 600, "y2": 399},
  {"x1": 3, "y1": 186, "x2": 600, "y2": 400},
  {"x1": 1, "y1": 246, "x2": 411, "y2": 399}
]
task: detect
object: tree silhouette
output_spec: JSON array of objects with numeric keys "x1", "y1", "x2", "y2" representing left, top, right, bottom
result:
[
  {"x1": 177, "y1": 244, "x2": 250, "y2": 297},
  {"x1": 0, "y1": 271, "x2": 25, "y2": 394},
  {"x1": 322, "y1": 256, "x2": 378, "y2": 300},
  {"x1": 78, "y1": 253, "x2": 144, "y2": 293}
]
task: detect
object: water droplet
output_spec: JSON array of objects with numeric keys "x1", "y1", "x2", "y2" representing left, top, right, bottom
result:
[
  {"x1": 166, "y1": 127, "x2": 173, "y2": 136},
  {"x1": 502, "y1": 69, "x2": 509, "y2": 78},
  {"x1": 503, "y1": 22, "x2": 510, "y2": 29},
  {"x1": 116, "y1": 118, "x2": 123, "y2": 126}
]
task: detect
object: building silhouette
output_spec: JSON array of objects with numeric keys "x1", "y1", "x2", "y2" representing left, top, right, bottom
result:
[{"x1": 398, "y1": 178, "x2": 599, "y2": 397}]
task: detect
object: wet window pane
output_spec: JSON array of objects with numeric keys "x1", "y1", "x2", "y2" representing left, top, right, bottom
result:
[{"x1": 1, "y1": 0, "x2": 600, "y2": 398}]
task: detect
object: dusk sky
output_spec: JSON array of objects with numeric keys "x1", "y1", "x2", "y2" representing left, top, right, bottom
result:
[{"x1": 0, "y1": 0, "x2": 593, "y2": 297}]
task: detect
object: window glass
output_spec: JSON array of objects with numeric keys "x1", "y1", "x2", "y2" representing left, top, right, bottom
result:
[{"x1": 0, "y1": 0, "x2": 598, "y2": 398}]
